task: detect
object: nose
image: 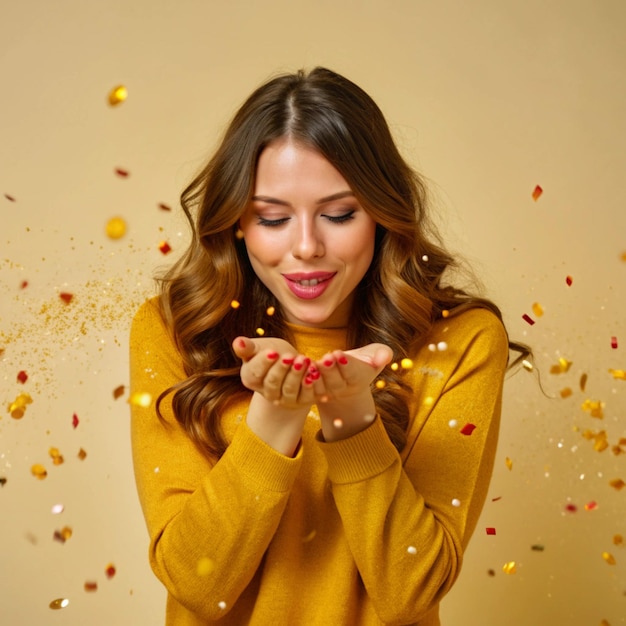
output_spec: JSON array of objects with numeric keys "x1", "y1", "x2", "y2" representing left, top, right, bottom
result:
[{"x1": 292, "y1": 218, "x2": 324, "y2": 260}]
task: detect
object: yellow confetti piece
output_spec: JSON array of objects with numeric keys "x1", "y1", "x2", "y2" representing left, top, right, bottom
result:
[
  {"x1": 560, "y1": 387, "x2": 572, "y2": 398},
  {"x1": 531, "y1": 302, "x2": 544, "y2": 317},
  {"x1": 608, "y1": 369, "x2": 626, "y2": 380},
  {"x1": 550, "y1": 358, "x2": 572, "y2": 374},
  {"x1": 505, "y1": 457, "x2": 513, "y2": 471},
  {"x1": 84, "y1": 581, "x2": 98, "y2": 592},
  {"x1": 31, "y1": 464, "x2": 47, "y2": 480},
  {"x1": 375, "y1": 379, "x2": 386, "y2": 389},
  {"x1": 49, "y1": 447, "x2": 64, "y2": 466},
  {"x1": 390, "y1": 362, "x2": 399, "y2": 371},
  {"x1": 196, "y1": 557, "x2": 215, "y2": 577},
  {"x1": 266, "y1": 306, "x2": 275, "y2": 316},
  {"x1": 128, "y1": 391, "x2": 152, "y2": 408},
  {"x1": 581, "y1": 399, "x2": 604, "y2": 419},
  {"x1": 609, "y1": 478, "x2": 625, "y2": 490},
  {"x1": 8, "y1": 392, "x2": 33, "y2": 419},
  {"x1": 502, "y1": 561, "x2": 517, "y2": 574},
  {"x1": 108, "y1": 85, "x2": 128, "y2": 106},
  {"x1": 49, "y1": 598, "x2": 70, "y2": 610},
  {"x1": 613, "y1": 534, "x2": 624, "y2": 546},
  {"x1": 255, "y1": 328, "x2": 265, "y2": 336},
  {"x1": 230, "y1": 300, "x2": 240, "y2": 309},
  {"x1": 105, "y1": 217, "x2": 127, "y2": 239},
  {"x1": 602, "y1": 551, "x2": 616, "y2": 565},
  {"x1": 400, "y1": 358, "x2": 413, "y2": 369},
  {"x1": 77, "y1": 448, "x2": 87, "y2": 460},
  {"x1": 441, "y1": 309, "x2": 450, "y2": 318}
]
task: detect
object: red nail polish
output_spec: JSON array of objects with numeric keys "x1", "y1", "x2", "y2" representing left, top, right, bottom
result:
[
  {"x1": 294, "y1": 362, "x2": 303, "y2": 371},
  {"x1": 267, "y1": 351, "x2": 279, "y2": 360},
  {"x1": 311, "y1": 370, "x2": 320, "y2": 380},
  {"x1": 282, "y1": 357, "x2": 294, "y2": 365},
  {"x1": 238, "y1": 339, "x2": 246, "y2": 348},
  {"x1": 323, "y1": 359, "x2": 334, "y2": 367},
  {"x1": 304, "y1": 358, "x2": 311, "y2": 367},
  {"x1": 304, "y1": 375, "x2": 313, "y2": 385},
  {"x1": 338, "y1": 355, "x2": 348, "y2": 365}
]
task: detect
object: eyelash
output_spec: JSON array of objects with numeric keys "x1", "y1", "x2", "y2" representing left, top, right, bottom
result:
[{"x1": 257, "y1": 211, "x2": 355, "y2": 227}]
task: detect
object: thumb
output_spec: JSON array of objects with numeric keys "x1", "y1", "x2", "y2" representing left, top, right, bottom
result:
[{"x1": 232, "y1": 336, "x2": 257, "y2": 362}]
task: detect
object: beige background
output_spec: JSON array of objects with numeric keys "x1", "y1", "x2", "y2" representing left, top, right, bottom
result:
[{"x1": 1, "y1": 0, "x2": 625, "y2": 624}]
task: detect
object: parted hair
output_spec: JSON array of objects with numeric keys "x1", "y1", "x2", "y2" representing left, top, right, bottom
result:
[{"x1": 157, "y1": 67, "x2": 528, "y2": 460}]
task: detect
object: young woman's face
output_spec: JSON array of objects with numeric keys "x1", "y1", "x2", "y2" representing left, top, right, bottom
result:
[{"x1": 239, "y1": 138, "x2": 377, "y2": 328}]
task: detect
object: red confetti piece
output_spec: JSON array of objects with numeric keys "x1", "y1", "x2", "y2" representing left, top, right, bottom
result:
[
  {"x1": 72, "y1": 413, "x2": 79, "y2": 428},
  {"x1": 611, "y1": 336, "x2": 618, "y2": 349},
  {"x1": 114, "y1": 168, "x2": 129, "y2": 177},
  {"x1": 522, "y1": 314, "x2": 535, "y2": 325},
  {"x1": 105, "y1": 563, "x2": 116, "y2": 579},
  {"x1": 486, "y1": 527, "x2": 496, "y2": 535},
  {"x1": 20, "y1": 280, "x2": 28, "y2": 289},
  {"x1": 158, "y1": 241, "x2": 172, "y2": 255},
  {"x1": 59, "y1": 292, "x2": 73, "y2": 304},
  {"x1": 17, "y1": 370, "x2": 28, "y2": 384},
  {"x1": 584, "y1": 501, "x2": 598, "y2": 511},
  {"x1": 532, "y1": 185, "x2": 543, "y2": 201},
  {"x1": 565, "y1": 503, "x2": 577, "y2": 513},
  {"x1": 4, "y1": 193, "x2": 16, "y2": 201},
  {"x1": 158, "y1": 203, "x2": 172, "y2": 211},
  {"x1": 565, "y1": 275, "x2": 573, "y2": 286},
  {"x1": 460, "y1": 423, "x2": 477, "y2": 436}
]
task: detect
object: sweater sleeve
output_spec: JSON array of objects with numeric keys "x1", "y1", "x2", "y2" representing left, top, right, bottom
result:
[
  {"x1": 317, "y1": 308, "x2": 508, "y2": 625},
  {"x1": 129, "y1": 299, "x2": 303, "y2": 620}
]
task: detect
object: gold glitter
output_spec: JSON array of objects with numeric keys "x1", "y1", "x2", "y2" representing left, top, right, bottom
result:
[
  {"x1": 31, "y1": 464, "x2": 47, "y2": 480},
  {"x1": 400, "y1": 358, "x2": 413, "y2": 369},
  {"x1": 602, "y1": 551, "x2": 616, "y2": 565},
  {"x1": 581, "y1": 399, "x2": 604, "y2": 419},
  {"x1": 266, "y1": 306, "x2": 275, "y2": 316},
  {"x1": 8, "y1": 392, "x2": 33, "y2": 419},
  {"x1": 390, "y1": 362, "x2": 399, "y2": 371},
  {"x1": 560, "y1": 387, "x2": 573, "y2": 398},
  {"x1": 230, "y1": 300, "x2": 240, "y2": 309},
  {"x1": 105, "y1": 217, "x2": 127, "y2": 239},
  {"x1": 502, "y1": 561, "x2": 517, "y2": 574},
  {"x1": 531, "y1": 302, "x2": 544, "y2": 317},
  {"x1": 550, "y1": 358, "x2": 572, "y2": 374},
  {"x1": 255, "y1": 328, "x2": 265, "y2": 336},
  {"x1": 609, "y1": 478, "x2": 625, "y2": 490},
  {"x1": 375, "y1": 380, "x2": 386, "y2": 389},
  {"x1": 608, "y1": 369, "x2": 626, "y2": 380},
  {"x1": 505, "y1": 457, "x2": 513, "y2": 471}
]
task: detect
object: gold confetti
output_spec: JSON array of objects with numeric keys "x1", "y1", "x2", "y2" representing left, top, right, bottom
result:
[
  {"x1": 230, "y1": 300, "x2": 240, "y2": 309},
  {"x1": 614, "y1": 534, "x2": 624, "y2": 546},
  {"x1": 532, "y1": 185, "x2": 542, "y2": 201},
  {"x1": 602, "y1": 551, "x2": 616, "y2": 565},
  {"x1": 31, "y1": 464, "x2": 47, "y2": 480},
  {"x1": 390, "y1": 362, "x2": 399, "y2": 371},
  {"x1": 375, "y1": 380, "x2": 386, "y2": 389},
  {"x1": 505, "y1": 457, "x2": 513, "y2": 471},
  {"x1": 266, "y1": 306, "x2": 275, "y2": 316},
  {"x1": 531, "y1": 302, "x2": 544, "y2": 317},
  {"x1": 108, "y1": 85, "x2": 128, "y2": 106},
  {"x1": 608, "y1": 369, "x2": 626, "y2": 380},
  {"x1": 113, "y1": 385, "x2": 125, "y2": 399},
  {"x1": 128, "y1": 391, "x2": 152, "y2": 407},
  {"x1": 441, "y1": 310, "x2": 450, "y2": 318},
  {"x1": 49, "y1": 447, "x2": 64, "y2": 466},
  {"x1": 255, "y1": 328, "x2": 265, "y2": 336},
  {"x1": 560, "y1": 387, "x2": 573, "y2": 398},
  {"x1": 581, "y1": 399, "x2": 604, "y2": 419},
  {"x1": 609, "y1": 478, "x2": 625, "y2": 491},
  {"x1": 84, "y1": 581, "x2": 98, "y2": 592},
  {"x1": 8, "y1": 392, "x2": 33, "y2": 419},
  {"x1": 105, "y1": 217, "x2": 127, "y2": 239},
  {"x1": 579, "y1": 373, "x2": 588, "y2": 391},
  {"x1": 550, "y1": 358, "x2": 572, "y2": 374},
  {"x1": 196, "y1": 557, "x2": 215, "y2": 577},
  {"x1": 53, "y1": 526, "x2": 73, "y2": 542},
  {"x1": 49, "y1": 598, "x2": 70, "y2": 610},
  {"x1": 502, "y1": 561, "x2": 517, "y2": 574},
  {"x1": 400, "y1": 358, "x2": 413, "y2": 369},
  {"x1": 77, "y1": 448, "x2": 87, "y2": 460}
]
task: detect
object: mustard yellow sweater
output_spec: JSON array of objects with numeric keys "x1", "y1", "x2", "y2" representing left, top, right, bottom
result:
[{"x1": 130, "y1": 298, "x2": 508, "y2": 625}]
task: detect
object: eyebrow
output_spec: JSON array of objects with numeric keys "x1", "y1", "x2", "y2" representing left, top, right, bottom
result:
[{"x1": 251, "y1": 190, "x2": 355, "y2": 206}]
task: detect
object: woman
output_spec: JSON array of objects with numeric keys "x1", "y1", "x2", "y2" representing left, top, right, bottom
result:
[{"x1": 130, "y1": 67, "x2": 527, "y2": 625}]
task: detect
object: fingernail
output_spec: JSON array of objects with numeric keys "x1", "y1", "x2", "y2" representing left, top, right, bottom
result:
[
  {"x1": 304, "y1": 358, "x2": 311, "y2": 367},
  {"x1": 294, "y1": 362, "x2": 303, "y2": 371},
  {"x1": 282, "y1": 357, "x2": 294, "y2": 365},
  {"x1": 267, "y1": 351, "x2": 279, "y2": 360},
  {"x1": 338, "y1": 355, "x2": 348, "y2": 365},
  {"x1": 311, "y1": 370, "x2": 320, "y2": 380},
  {"x1": 238, "y1": 339, "x2": 246, "y2": 348},
  {"x1": 304, "y1": 375, "x2": 313, "y2": 385},
  {"x1": 323, "y1": 359, "x2": 334, "y2": 367}
]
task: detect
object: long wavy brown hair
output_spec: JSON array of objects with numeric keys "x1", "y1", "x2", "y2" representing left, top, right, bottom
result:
[{"x1": 156, "y1": 67, "x2": 530, "y2": 460}]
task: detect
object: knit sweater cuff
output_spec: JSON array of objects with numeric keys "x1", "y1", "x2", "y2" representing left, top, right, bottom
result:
[
  {"x1": 226, "y1": 420, "x2": 302, "y2": 493},
  {"x1": 317, "y1": 416, "x2": 399, "y2": 484}
]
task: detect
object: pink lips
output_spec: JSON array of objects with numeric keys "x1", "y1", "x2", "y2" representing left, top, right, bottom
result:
[{"x1": 282, "y1": 272, "x2": 336, "y2": 300}]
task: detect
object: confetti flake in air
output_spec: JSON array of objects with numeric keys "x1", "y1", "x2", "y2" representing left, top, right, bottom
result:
[
  {"x1": 266, "y1": 306, "x2": 275, "y2": 316},
  {"x1": 31, "y1": 464, "x2": 47, "y2": 480},
  {"x1": 196, "y1": 557, "x2": 215, "y2": 577},
  {"x1": 49, "y1": 598, "x2": 70, "y2": 610},
  {"x1": 108, "y1": 85, "x2": 128, "y2": 106},
  {"x1": 5, "y1": 193, "x2": 16, "y2": 202},
  {"x1": 114, "y1": 168, "x2": 129, "y2": 177},
  {"x1": 129, "y1": 392, "x2": 152, "y2": 408},
  {"x1": 584, "y1": 501, "x2": 598, "y2": 512},
  {"x1": 502, "y1": 561, "x2": 517, "y2": 574},
  {"x1": 611, "y1": 336, "x2": 618, "y2": 349},
  {"x1": 17, "y1": 370, "x2": 28, "y2": 384},
  {"x1": 608, "y1": 369, "x2": 626, "y2": 381},
  {"x1": 565, "y1": 503, "x2": 578, "y2": 513},
  {"x1": 460, "y1": 423, "x2": 476, "y2": 436},
  {"x1": 53, "y1": 526, "x2": 73, "y2": 543},
  {"x1": 579, "y1": 373, "x2": 588, "y2": 391},
  {"x1": 59, "y1": 292, "x2": 74, "y2": 305},
  {"x1": 72, "y1": 413, "x2": 79, "y2": 428},
  {"x1": 105, "y1": 563, "x2": 116, "y2": 579},
  {"x1": 49, "y1": 447, "x2": 64, "y2": 466},
  {"x1": 158, "y1": 241, "x2": 172, "y2": 255},
  {"x1": 581, "y1": 399, "x2": 604, "y2": 419},
  {"x1": 84, "y1": 581, "x2": 98, "y2": 592},
  {"x1": 375, "y1": 379, "x2": 386, "y2": 389},
  {"x1": 106, "y1": 217, "x2": 127, "y2": 240},
  {"x1": 565, "y1": 275, "x2": 573, "y2": 286},
  {"x1": 531, "y1": 544, "x2": 545, "y2": 552},
  {"x1": 158, "y1": 203, "x2": 172, "y2": 211},
  {"x1": 602, "y1": 552, "x2": 616, "y2": 565},
  {"x1": 9, "y1": 392, "x2": 33, "y2": 419},
  {"x1": 113, "y1": 385, "x2": 125, "y2": 399},
  {"x1": 532, "y1": 185, "x2": 543, "y2": 201},
  {"x1": 531, "y1": 302, "x2": 544, "y2": 317},
  {"x1": 560, "y1": 387, "x2": 573, "y2": 398},
  {"x1": 522, "y1": 314, "x2": 535, "y2": 326},
  {"x1": 486, "y1": 527, "x2": 496, "y2": 535},
  {"x1": 550, "y1": 357, "x2": 572, "y2": 374},
  {"x1": 614, "y1": 534, "x2": 624, "y2": 546},
  {"x1": 505, "y1": 457, "x2": 513, "y2": 471},
  {"x1": 77, "y1": 448, "x2": 87, "y2": 460},
  {"x1": 230, "y1": 300, "x2": 240, "y2": 309},
  {"x1": 400, "y1": 358, "x2": 414, "y2": 369},
  {"x1": 609, "y1": 478, "x2": 625, "y2": 491},
  {"x1": 255, "y1": 328, "x2": 265, "y2": 336}
]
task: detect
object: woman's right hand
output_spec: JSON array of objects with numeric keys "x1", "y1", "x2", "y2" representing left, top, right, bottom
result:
[{"x1": 232, "y1": 336, "x2": 315, "y2": 456}]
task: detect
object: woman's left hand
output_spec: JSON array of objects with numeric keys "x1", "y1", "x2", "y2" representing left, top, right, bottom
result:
[{"x1": 307, "y1": 343, "x2": 393, "y2": 441}]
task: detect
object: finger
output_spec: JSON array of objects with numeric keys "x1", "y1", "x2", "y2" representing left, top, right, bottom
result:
[
  {"x1": 263, "y1": 352, "x2": 295, "y2": 402},
  {"x1": 316, "y1": 354, "x2": 346, "y2": 395},
  {"x1": 232, "y1": 336, "x2": 257, "y2": 362},
  {"x1": 240, "y1": 350, "x2": 278, "y2": 390},
  {"x1": 280, "y1": 355, "x2": 309, "y2": 405}
]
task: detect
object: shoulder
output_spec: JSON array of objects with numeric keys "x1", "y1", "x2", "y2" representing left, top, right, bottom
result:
[{"x1": 130, "y1": 296, "x2": 170, "y2": 344}]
